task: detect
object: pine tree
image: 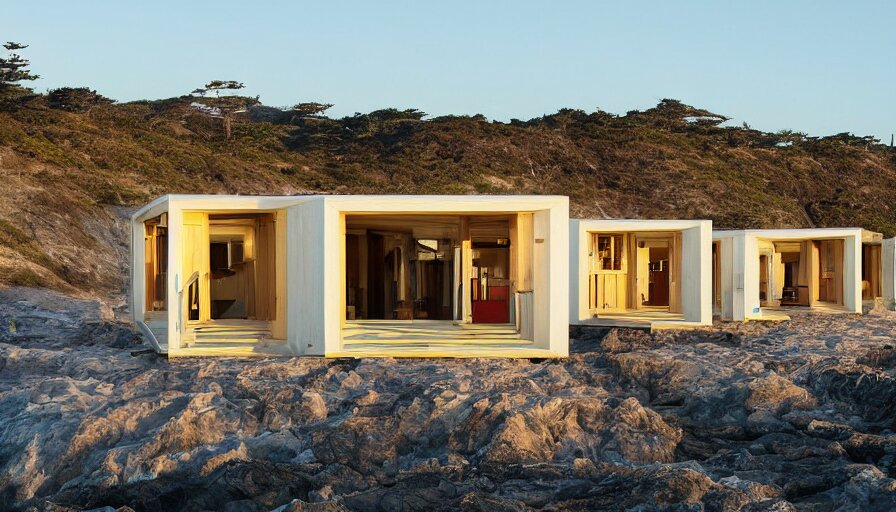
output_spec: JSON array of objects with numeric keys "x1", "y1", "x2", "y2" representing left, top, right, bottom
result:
[
  {"x1": 191, "y1": 80, "x2": 250, "y2": 139},
  {"x1": 0, "y1": 42, "x2": 39, "y2": 102}
]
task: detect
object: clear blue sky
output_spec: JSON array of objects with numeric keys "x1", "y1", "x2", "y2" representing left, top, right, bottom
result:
[{"x1": 3, "y1": 1, "x2": 894, "y2": 141}]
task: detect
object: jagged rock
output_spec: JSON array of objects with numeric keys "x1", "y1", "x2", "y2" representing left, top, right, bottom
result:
[
  {"x1": 483, "y1": 397, "x2": 681, "y2": 465},
  {"x1": 745, "y1": 373, "x2": 816, "y2": 415},
  {"x1": 805, "y1": 363, "x2": 896, "y2": 423},
  {"x1": 4, "y1": 294, "x2": 896, "y2": 511}
]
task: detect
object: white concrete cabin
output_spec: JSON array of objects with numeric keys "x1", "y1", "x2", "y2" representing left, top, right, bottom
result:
[
  {"x1": 569, "y1": 219, "x2": 713, "y2": 330},
  {"x1": 130, "y1": 194, "x2": 569, "y2": 358},
  {"x1": 712, "y1": 228, "x2": 886, "y2": 321}
]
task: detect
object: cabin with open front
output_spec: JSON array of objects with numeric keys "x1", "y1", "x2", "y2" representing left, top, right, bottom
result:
[
  {"x1": 130, "y1": 194, "x2": 569, "y2": 357},
  {"x1": 711, "y1": 228, "x2": 886, "y2": 321}
]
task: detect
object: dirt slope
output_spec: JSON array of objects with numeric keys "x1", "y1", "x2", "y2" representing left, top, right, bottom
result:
[{"x1": 0, "y1": 95, "x2": 894, "y2": 301}]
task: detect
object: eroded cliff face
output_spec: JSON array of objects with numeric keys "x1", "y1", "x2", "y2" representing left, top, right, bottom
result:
[{"x1": 1, "y1": 288, "x2": 896, "y2": 511}]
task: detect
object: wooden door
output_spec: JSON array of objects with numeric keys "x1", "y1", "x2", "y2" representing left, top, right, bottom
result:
[{"x1": 589, "y1": 233, "x2": 627, "y2": 313}]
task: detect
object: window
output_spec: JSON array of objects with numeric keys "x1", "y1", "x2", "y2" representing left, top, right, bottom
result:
[{"x1": 591, "y1": 234, "x2": 624, "y2": 271}]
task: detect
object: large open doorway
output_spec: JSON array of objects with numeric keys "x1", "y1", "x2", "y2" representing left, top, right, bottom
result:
[
  {"x1": 588, "y1": 231, "x2": 679, "y2": 318},
  {"x1": 345, "y1": 219, "x2": 458, "y2": 322},
  {"x1": 756, "y1": 239, "x2": 844, "y2": 311},
  {"x1": 344, "y1": 214, "x2": 515, "y2": 323},
  {"x1": 636, "y1": 237, "x2": 671, "y2": 308},
  {"x1": 342, "y1": 213, "x2": 531, "y2": 349}
]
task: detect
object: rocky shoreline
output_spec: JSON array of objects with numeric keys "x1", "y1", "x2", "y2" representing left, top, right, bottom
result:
[{"x1": 1, "y1": 288, "x2": 895, "y2": 511}]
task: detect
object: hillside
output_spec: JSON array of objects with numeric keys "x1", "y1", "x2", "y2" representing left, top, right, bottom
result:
[{"x1": 0, "y1": 92, "x2": 894, "y2": 300}]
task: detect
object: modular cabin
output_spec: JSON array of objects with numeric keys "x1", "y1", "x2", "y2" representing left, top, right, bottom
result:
[
  {"x1": 712, "y1": 228, "x2": 886, "y2": 321},
  {"x1": 569, "y1": 219, "x2": 713, "y2": 330},
  {"x1": 130, "y1": 194, "x2": 569, "y2": 358}
]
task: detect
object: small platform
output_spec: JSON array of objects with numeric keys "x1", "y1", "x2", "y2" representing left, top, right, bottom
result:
[
  {"x1": 577, "y1": 309, "x2": 707, "y2": 331},
  {"x1": 156, "y1": 319, "x2": 291, "y2": 358},
  {"x1": 747, "y1": 303, "x2": 856, "y2": 322}
]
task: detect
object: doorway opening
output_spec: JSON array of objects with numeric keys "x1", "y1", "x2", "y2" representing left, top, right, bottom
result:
[
  {"x1": 342, "y1": 212, "x2": 529, "y2": 352},
  {"x1": 758, "y1": 253, "x2": 770, "y2": 306},
  {"x1": 637, "y1": 238, "x2": 671, "y2": 308},
  {"x1": 143, "y1": 214, "x2": 168, "y2": 316},
  {"x1": 207, "y1": 213, "x2": 277, "y2": 321},
  {"x1": 588, "y1": 231, "x2": 680, "y2": 319},
  {"x1": 816, "y1": 240, "x2": 843, "y2": 305},
  {"x1": 862, "y1": 243, "x2": 882, "y2": 301},
  {"x1": 471, "y1": 240, "x2": 511, "y2": 323},
  {"x1": 712, "y1": 241, "x2": 721, "y2": 314},
  {"x1": 756, "y1": 239, "x2": 844, "y2": 310}
]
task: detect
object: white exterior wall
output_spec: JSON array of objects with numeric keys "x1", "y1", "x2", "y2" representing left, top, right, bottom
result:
[
  {"x1": 845, "y1": 234, "x2": 862, "y2": 313},
  {"x1": 284, "y1": 198, "x2": 344, "y2": 355},
  {"x1": 883, "y1": 237, "x2": 896, "y2": 310},
  {"x1": 534, "y1": 204, "x2": 569, "y2": 355},
  {"x1": 713, "y1": 228, "x2": 865, "y2": 321},
  {"x1": 569, "y1": 219, "x2": 712, "y2": 327},
  {"x1": 681, "y1": 222, "x2": 712, "y2": 323}
]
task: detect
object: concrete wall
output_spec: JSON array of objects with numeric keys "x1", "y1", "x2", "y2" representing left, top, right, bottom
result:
[
  {"x1": 533, "y1": 204, "x2": 569, "y2": 355},
  {"x1": 569, "y1": 219, "x2": 712, "y2": 326},
  {"x1": 883, "y1": 237, "x2": 896, "y2": 310},
  {"x1": 681, "y1": 223, "x2": 713, "y2": 323},
  {"x1": 286, "y1": 198, "x2": 343, "y2": 355}
]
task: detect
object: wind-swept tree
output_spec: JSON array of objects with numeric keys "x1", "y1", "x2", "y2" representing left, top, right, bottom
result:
[
  {"x1": 291, "y1": 102, "x2": 333, "y2": 118},
  {"x1": 191, "y1": 80, "x2": 254, "y2": 139},
  {"x1": 0, "y1": 41, "x2": 39, "y2": 103}
]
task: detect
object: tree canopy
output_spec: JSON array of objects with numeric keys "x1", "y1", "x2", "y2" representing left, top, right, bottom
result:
[{"x1": 0, "y1": 41, "x2": 39, "y2": 103}]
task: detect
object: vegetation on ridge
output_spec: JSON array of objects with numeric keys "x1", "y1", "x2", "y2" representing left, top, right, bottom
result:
[{"x1": 0, "y1": 80, "x2": 893, "y2": 297}]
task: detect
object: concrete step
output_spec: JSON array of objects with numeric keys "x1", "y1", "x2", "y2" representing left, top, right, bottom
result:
[{"x1": 193, "y1": 327, "x2": 271, "y2": 334}]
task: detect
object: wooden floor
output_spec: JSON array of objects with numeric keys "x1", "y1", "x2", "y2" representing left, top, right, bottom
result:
[
  {"x1": 579, "y1": 308, "x2": 706, "y2": 331},
  {"x1": 332, "y1": 320, "x2": 559, "y2": 358}
]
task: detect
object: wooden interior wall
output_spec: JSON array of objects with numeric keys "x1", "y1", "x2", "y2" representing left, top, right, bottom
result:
[
  {"x1": 627, "y1": 234, "x2": 638, "y2": 310},
  {"x1": 182, "y1": 212, "x2": 210, "y2": 322},
  {"x1": 255, "y1": 214, "x2": 277, "y2": 320},
  {"x1": 806, "y1": 241, "x2": 819, "y2": 306},
  {"x1": 145, "y1": 223, "x2": 155, "y2": 309},
  {"x1": 796, "y1": 241, "x2": 813, "y2": 306},
  {"x1": 510, "y1": 213, "x2": 534, "y2": 292}
]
